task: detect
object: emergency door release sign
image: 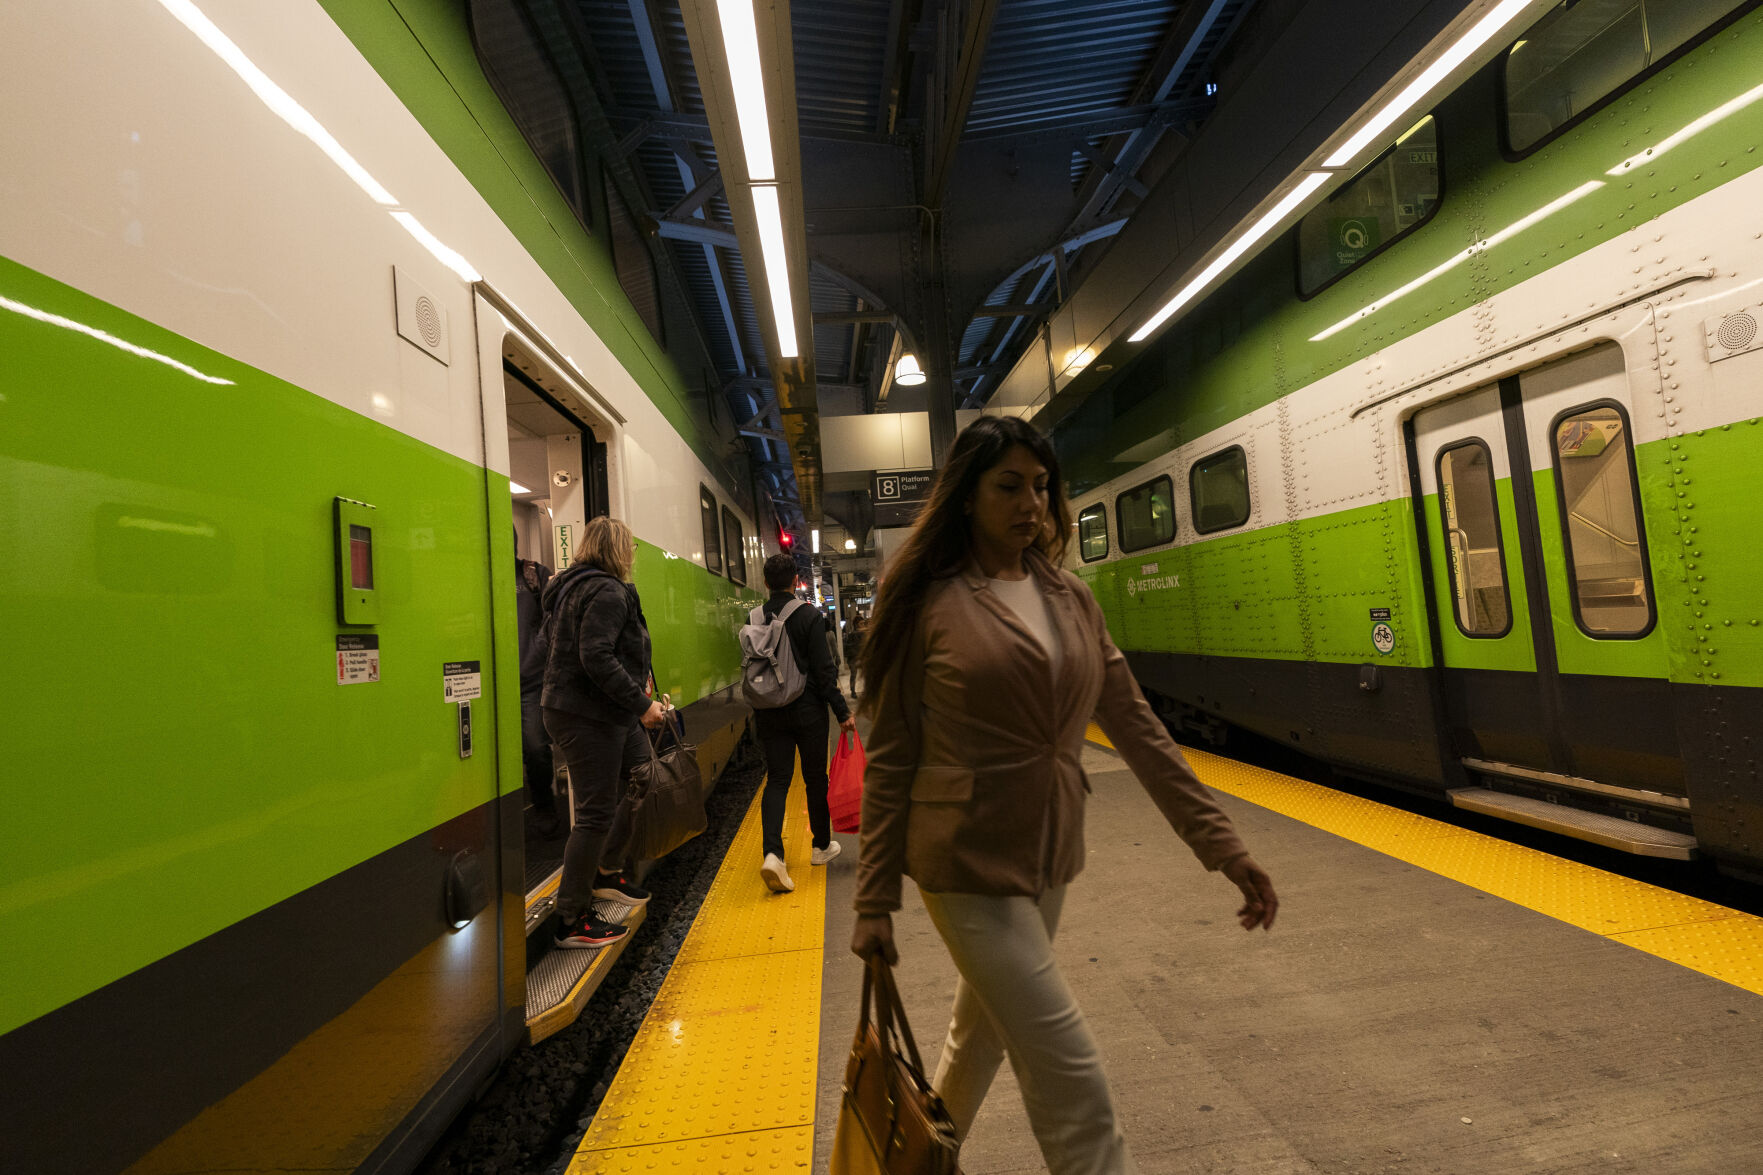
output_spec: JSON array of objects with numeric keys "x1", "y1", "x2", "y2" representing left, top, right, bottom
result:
[
  {"x1": 443, "y1": 660, "x2": 483, "y2": 702},
  {"x1": 337, "y1": 635, "x2": 381, "y2": 685}
]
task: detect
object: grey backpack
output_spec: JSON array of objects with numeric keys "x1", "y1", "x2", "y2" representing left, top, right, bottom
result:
[{"x1": 739, "y1": 599, "x2": 808, "y2": 708}]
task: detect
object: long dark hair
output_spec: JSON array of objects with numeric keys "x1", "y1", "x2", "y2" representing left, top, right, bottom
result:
[{"x1": 858, "y1": 416, "x2": 1071, "y2": 707}]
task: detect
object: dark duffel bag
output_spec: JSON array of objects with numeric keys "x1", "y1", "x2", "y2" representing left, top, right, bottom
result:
[{"x1": 620, "y1": 708, "x2": 706, "y2": 862}]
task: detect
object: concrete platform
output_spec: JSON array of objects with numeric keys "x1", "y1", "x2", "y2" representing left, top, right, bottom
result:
[{"x1": 815, "y1": 739, "x2": 1763, "y2": 1174}]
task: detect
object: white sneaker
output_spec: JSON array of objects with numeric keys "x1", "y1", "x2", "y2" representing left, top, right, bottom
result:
[
  {"x1": 810, "y1": 841, "x2": 842, "y2": 866},
  {"x1": 761, "y1": 853, "x2": 795, "y2": 893}
]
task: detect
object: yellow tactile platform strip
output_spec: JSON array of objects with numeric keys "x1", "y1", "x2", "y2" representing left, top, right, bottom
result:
[
  {"x1": 1086, "y1": 724, "x2": 1763, "y2": 996},
  {"x1": 569, "y1": 771, "x2": 823, "y2": 1173}
]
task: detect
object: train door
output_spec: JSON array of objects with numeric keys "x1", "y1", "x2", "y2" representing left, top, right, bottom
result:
[{"x1": 1411, "y1": 342, "x2": 1684, "y2": 800}]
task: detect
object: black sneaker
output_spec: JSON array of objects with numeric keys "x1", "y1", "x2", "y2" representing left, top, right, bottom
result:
[
  {"x1": 555, "y1": 913, "x2": 628, "y2": 949},
  {"x1": 592, "y1": 872, "x2": 651, "y2": 906}
]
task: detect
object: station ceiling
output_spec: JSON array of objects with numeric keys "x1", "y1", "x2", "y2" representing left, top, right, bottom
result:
[{"x1": 489, "y1": 0, "x2": 1483, "y2": 544}]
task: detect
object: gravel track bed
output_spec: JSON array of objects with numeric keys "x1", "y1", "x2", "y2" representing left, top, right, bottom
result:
[{"x1": 420, "y1": 737, "x2": 765, "y2": 1175}]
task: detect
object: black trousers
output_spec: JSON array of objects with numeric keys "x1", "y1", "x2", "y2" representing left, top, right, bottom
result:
[
  {"x1": 755, "y1": 704, "x2": 832, "y2": 860},
  {"x1": 543, "y1": 708, "x2": 646, "y2": 922},
  {"x1": 520, "y1": 689, "x2": 554, "y2": 812}
]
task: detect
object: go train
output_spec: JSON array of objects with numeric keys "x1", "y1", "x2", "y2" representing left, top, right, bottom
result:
[
  {"x1": 1, "y1": 1, "x2": 764, "y2": 1171},
  {"x1": 1058, "y1": 0, "x2": 1763, "y2": 880}
]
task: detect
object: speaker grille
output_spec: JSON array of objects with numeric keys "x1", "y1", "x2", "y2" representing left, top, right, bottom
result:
[
  {"x1": 1717, "y1": 311, "x2": 1758, "y2": 353},
  {"x1": 414, "y1": 295, "x2": 443, "y2": 349}
]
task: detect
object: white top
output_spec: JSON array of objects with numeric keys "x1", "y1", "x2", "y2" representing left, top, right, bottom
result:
[{"x1": 988, "y1": 573, "x2": 1062, "y2": 674}]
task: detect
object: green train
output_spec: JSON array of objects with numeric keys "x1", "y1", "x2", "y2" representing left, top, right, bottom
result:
[
  {"x1": 1057, "y1": 1, "x2": 1763, "y2": 878},
  {"x1": 1, "y1": 1, "x2": 764, "y2": 1171}
]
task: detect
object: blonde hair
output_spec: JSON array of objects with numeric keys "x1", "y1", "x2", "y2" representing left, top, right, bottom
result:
[{"x1": 574, "y1": 516, "x2": 635, "y2": 581}]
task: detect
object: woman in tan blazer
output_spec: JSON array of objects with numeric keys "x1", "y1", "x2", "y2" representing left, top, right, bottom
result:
[{"x1": 852, "y1": 416, "x2": 1277, "y2": 1175}]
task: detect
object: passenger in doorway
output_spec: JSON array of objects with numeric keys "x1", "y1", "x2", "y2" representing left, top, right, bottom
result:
[
  {"x1": 515, "y1": 532, "x2": 560, "y2": 838},
  {"x1": 751, "y1": 554, "x2": 856, "y2": 894},
  {"x1": 850, "y1": 416, "x2": 1278, "y2": 1175},
  {"x1": 540, "y1": 517, "x2": 666, "y2": 948}
]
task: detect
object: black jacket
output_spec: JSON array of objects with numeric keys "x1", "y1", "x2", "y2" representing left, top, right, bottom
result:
[
  {"x1": 539, "y1": 564, "x2": 653, "y2": 723},
  {"x1": 760, "y1": 592, "x2": 850, "y2": 724},
  {"x1": 515, "y1": 559, "x2": 553, "y2": 694}
]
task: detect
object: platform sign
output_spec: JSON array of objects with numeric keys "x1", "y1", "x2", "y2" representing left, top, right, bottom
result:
[
  {"x1": 442, "y1": 660, "x2": 482, "y2": 702},
  {"x1": 337, "y1": 634, "x2": 380, "y2": 684},
  {"x1": 871, "y1": 468, "x2": 935, "y2": 528}
]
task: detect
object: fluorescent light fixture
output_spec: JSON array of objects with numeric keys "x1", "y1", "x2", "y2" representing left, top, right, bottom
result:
[
  {"x1": 0, "y1": 293, "x2": 235, "y2": 385},
  {"x1": 1608, "y1": 80, "x2": 1763, "y2": 175},
  {"x1": 1322, "y1": 0, "x2": 1534, "y2": 169},
  {"x1": 1130, "y1": 171, "x2": 1330, "y2": 342},
  {"x1": 157, "y1": 0, "x2": 397, "y2": 205},
  {"x1": 894, "y1": 353, "x2": 926, "y2": 386},
  {"x1": 1311, "y1": 180, "x2": 1603, "y2": 341},
  {"x1": 751, "y1": 185, "x2": 798, "y2": 357},
  {"x1": 716, "y1": 0, "x2": 775, "y2": 181},
  {"x1": 811, "y1": 528, "x2": 821, "y2": 553},
  {"x1": 510, "y1": 481, "x2": 530, "y2": 494}
]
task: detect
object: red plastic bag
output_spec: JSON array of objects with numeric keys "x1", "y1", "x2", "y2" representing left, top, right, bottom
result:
[{"x1": 827, "y1": 730, "x2": 866, "y2": 834}]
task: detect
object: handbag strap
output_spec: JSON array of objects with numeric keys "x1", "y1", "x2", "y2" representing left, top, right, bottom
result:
[{"x1": 865, "y1": 955, "x2": 929, "y2": 1078}]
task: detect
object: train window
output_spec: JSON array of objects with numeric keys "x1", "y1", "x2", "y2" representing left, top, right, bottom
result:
[
  {"x1": 1116, "y1": 476, "x2": 1176, "y2": 552},
  {"x1": 699, "y1": 486, "x2": 723, "y2": 575},
  {"x1": 467, "y1": 0, "x2": 589, "y2": 225},
  {"x1": 1551, "y1": 403, "x2": 1653, "y2": 637},
  {"x1": 1078, "y1": 504, "x2": 1109, "y2": 563},
  {"x1": 722, "y1": 506, "x2": 746, "y2": 585},
  {"x1": 1296, "y1": 116, "x2": 1439, "y2": 297},
  {"x1": 1189, "y1": 446, "x2": 1251, "y2": 534},
  {"x1": 604, "y1": 169, "x2": 664, "y2": 344},
  {"x1": 1503, "y1": 0, "x2": 1751, "y2": 156},
  {"x1": 1435, "y1": 441, "x2": 1512, "y2": 638}
]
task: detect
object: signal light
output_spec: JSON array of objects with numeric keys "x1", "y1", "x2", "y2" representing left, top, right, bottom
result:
[{"x1": 779, "y1": 531, "x2": 793, "y2": 548}]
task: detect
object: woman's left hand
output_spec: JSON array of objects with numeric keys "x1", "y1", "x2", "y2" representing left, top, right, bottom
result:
[{"x1": 1221, "y1": 856, "x2": 1278, "y2": 931}]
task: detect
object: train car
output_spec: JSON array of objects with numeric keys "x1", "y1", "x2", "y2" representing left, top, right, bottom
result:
[
  {"x1": 0, "y1": 1, "x2": 767, "y2": 1171},
  {"x1": 1057, "y1": 1, "x2": 1763, "y2": 879}
]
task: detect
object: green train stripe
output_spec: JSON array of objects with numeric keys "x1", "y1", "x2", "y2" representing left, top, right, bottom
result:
[
  {"x1": 0, "y1": 254, "x2": 757, "y2": 1036},
  {"x1": 1078, "y1": 422, "x2": 1763, "y2": 690}
]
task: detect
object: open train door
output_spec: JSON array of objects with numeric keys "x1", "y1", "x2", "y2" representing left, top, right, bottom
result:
[{"x1": 1409, "y1": 340, "x2": 1693, "y2": 853}]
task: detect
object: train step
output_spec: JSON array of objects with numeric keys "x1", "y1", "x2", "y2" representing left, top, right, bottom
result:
[
  {"x1": 1447, "y1": 787, "x2": 1699, "y2": 860},
  {"x1": 524, "y1": 896, "x2": 645, "y2": 1044}
]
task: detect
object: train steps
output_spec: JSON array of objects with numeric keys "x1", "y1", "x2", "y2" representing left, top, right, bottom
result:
[
  {"x1": 1449, "y1": 785, "x2": 1699, "y2": 860},
  {"x1": 522, "y1": 866, "x2": 645, "y2": 1045}
]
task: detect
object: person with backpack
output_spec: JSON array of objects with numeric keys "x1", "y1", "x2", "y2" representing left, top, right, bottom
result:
[
  {"x1": 740, "y1": 553, "x2": 856, "y2": 893},
  {"x1": 540, "y1": 516, "x2": 667, "y2": 948}
]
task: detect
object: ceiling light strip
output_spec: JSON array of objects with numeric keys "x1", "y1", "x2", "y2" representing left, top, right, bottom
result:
[
  {"x1": 715, "y1": 0, "x2": 776, "y2": 181},
  {"x1": 752, "y1": 185, "x2": 798, "y2": 358},
  {"x1": 1129, "y1": 172, "x2": 1329, "y2": 343},
  {"x1": 1130, "y1": 0, "x2": 1545, "y2": 346},
  {"x1": 1322, "y1": 0, "x2": 1534, "y2": 169}
]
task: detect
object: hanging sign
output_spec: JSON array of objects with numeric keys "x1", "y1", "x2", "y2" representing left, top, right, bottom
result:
[{"x1": 871, "y1": 468, "x2": 936, "y2": 528}]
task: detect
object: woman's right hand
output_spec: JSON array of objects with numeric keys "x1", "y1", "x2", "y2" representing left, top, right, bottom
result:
[
  {"x1": 850, "y1": 913, "x2": 897, "y2": 964},
  {"x1": 639, "y1": 699, "x2": 667, "y2": 729}
]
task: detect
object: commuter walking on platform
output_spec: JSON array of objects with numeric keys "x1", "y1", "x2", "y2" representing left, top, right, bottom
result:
[
  {"x1": 744, "y1": 554, "x2": 856, "y2": 894},
  {"x1": 540, "y1": 517, "x2": 666, "y2": 948},
  {"x1": 843, "y1": 611, "x2": 866, "y2": 698},
  {"x1": 850, "y1": 416, "x2": 1278, "y2": 1175}
]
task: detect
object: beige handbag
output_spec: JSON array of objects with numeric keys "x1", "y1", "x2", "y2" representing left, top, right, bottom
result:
[{"x1": 829, "y1": 955, "x2": 961, "y2": 1175}]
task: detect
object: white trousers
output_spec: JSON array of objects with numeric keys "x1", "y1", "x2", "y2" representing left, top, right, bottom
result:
[{"x1": 919, "y1": 886, "x2": 1139, "y2": 1175}]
